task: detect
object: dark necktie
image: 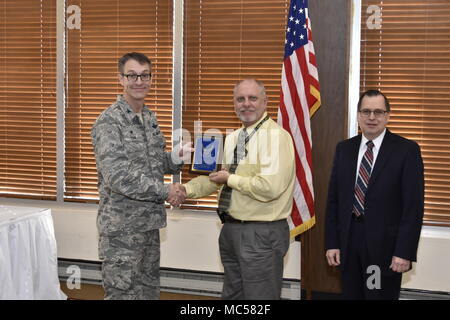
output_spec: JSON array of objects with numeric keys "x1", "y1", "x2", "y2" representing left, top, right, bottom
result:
[
  {"x1": 217, "y1": 128, "x2": 248, "y2": 213},
  {"x1": 353, "y1": 140, "x2": 375, "y2": 217}
]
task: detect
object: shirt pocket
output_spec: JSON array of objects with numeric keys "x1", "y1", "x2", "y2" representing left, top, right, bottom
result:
[
  {"x1": 123, "y1": 126, "x2": 147, "y2": 161},
  {"x1": 149, "y1": 129, "x2": 167, "y2": 162}
]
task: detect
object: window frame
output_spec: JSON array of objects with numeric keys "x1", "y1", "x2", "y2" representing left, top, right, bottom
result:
[{"x1": 355, "y1": 0, "x2": 450, "y2": 227}]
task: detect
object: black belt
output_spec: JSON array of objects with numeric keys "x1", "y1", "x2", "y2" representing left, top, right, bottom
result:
[
  {"x1": 217, "y1": 210, "x2": 282, "y2": 224},
  {"x1": 223, "y1": 215, "x2": 269, "y2": 224}
]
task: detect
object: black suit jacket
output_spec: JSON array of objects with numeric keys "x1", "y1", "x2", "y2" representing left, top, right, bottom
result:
[{"x1": 325, "y1": 129, "x2": 424, "y2": 273}]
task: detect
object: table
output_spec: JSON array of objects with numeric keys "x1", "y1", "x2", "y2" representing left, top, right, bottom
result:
[{"x1": 0, "y1": 205, "x2": 67, "y2": 300}]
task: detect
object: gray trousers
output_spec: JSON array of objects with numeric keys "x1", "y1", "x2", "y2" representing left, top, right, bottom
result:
[
  {"x1": 219, "y1": 219, "x2": 290, "y2": 300},
  {"x1": 99, "y1": 229, "x2": 160, "y2": 300}
]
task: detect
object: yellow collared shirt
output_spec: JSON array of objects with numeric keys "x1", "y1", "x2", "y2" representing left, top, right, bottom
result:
[{"x1": 184, "y1": 114, "x2": 295, "y2": 221}]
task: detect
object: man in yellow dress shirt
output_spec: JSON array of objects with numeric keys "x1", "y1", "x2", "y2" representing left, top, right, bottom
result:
[{"x1": 182, "y1": 79, "x2": 295, "y2": 300}]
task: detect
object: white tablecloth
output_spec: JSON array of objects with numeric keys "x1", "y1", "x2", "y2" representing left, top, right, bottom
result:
[{"x1": 0, "y1": 205, "x2": 67, "y2": 300}]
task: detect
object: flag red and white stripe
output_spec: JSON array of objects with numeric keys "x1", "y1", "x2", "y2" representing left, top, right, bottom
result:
[{"x1": 278, "y1": 0, "x2": 321, "y2": 237}]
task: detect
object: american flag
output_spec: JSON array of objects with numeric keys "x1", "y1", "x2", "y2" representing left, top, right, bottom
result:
[{"x1": 278, "y1": 0, "x2": 320, "y2": 237}]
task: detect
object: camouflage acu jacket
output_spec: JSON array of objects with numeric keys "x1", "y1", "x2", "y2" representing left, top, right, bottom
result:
[{"x1": 91, "y1": 95, "x2": 182, "y2": 236}]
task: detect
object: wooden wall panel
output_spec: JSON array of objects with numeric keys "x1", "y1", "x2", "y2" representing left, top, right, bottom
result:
[{"x1": 301, "y1": 0, "x2": 352, "y2": 298}]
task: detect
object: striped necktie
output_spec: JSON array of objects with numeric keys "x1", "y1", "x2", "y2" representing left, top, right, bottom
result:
[
  {"x1": 217, "y1": 128, "x2": 248, "y2": 213},
  {"x1": 353, "y1": 140, "x2": 375, "y2": 217}
]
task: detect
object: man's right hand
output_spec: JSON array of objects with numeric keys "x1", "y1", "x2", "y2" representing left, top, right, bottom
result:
[
  {"x1": 167, "y1": 183, "x2": 186, "y2": 207},
  {"x1": 326, "y1": 249, "x2": 341, "y2": 267}
]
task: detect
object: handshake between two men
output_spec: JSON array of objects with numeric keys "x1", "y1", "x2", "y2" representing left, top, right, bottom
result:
[
  {"x1": 166, "y1": 169, "x2": 230, "y2": 207},
  {"x1": 167, "y1": 183, "x2": 187, "y2": 207}
]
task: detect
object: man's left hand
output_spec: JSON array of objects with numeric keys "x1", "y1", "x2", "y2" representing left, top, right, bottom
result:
[
  {"x1": 178, "y1": 142, "x2": 194, "y2": 162},
  {"x1": 390, "y1": 256, "x2": 411, "y2": 273},
  {"x1": 209, "y1": 169, "x2": 230, "y2": 184}
]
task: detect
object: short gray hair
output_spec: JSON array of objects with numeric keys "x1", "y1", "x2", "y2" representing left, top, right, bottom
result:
[{"x1": 233, "y1": 78, "x2": 266, "y2": 97}]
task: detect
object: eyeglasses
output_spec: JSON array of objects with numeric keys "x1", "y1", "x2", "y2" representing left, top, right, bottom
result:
[
  {"x1": 359, "y1": 109, "x2": 388, "y2": 118},
  {"x1": 121, "y1": 73, "x2": 152, "y2": 82}
]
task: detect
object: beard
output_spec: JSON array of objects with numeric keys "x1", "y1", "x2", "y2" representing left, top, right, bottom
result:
[{"x1": 236, "y1": 109, "x2": 258, "y2": 123}]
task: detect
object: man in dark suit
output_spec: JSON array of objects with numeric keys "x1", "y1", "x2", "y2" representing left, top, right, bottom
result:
[{"x1": 325, "y1": 89, "x2": 424, "y2": 299}]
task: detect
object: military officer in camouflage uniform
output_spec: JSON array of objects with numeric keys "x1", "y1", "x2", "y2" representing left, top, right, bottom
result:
[{"x1": 91, "y1": 52, "x2": 188, "y2": 300}]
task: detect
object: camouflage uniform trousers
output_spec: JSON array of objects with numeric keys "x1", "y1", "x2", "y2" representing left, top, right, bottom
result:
[{"x1": 99, "y1": 229, "x2": 160, "y2": 300}]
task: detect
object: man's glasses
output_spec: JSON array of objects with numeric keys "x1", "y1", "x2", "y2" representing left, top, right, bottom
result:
[
  {"x1": 121, "y1": 73, "x2": 152, "y2": 82},
  {"x1": 359, "y1": 109, "x2": 388, "y2": 118}
]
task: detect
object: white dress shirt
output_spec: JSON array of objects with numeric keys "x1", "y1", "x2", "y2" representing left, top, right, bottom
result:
[{"x1": 355, "y1": 129, "x2": 387, "y2": 185}]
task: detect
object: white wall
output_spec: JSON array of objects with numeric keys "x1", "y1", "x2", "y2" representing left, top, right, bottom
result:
[
  {"x1": 0, "y1": 198, "x2": 300, "y2": 279},
  {"x1": 402, "y1": 226, "x2": 450, "y2": 292},
  {"x1": 2, "y1": 197, "x2": 449, "y2": 292}
]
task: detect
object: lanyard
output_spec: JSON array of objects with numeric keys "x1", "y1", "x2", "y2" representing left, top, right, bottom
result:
[
  {"x1": 241, "y1": 114, "x2": 269, "y2": 146},
  {"x1": 232, "y1": 115, "x2": 269, "y2": 165}
]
